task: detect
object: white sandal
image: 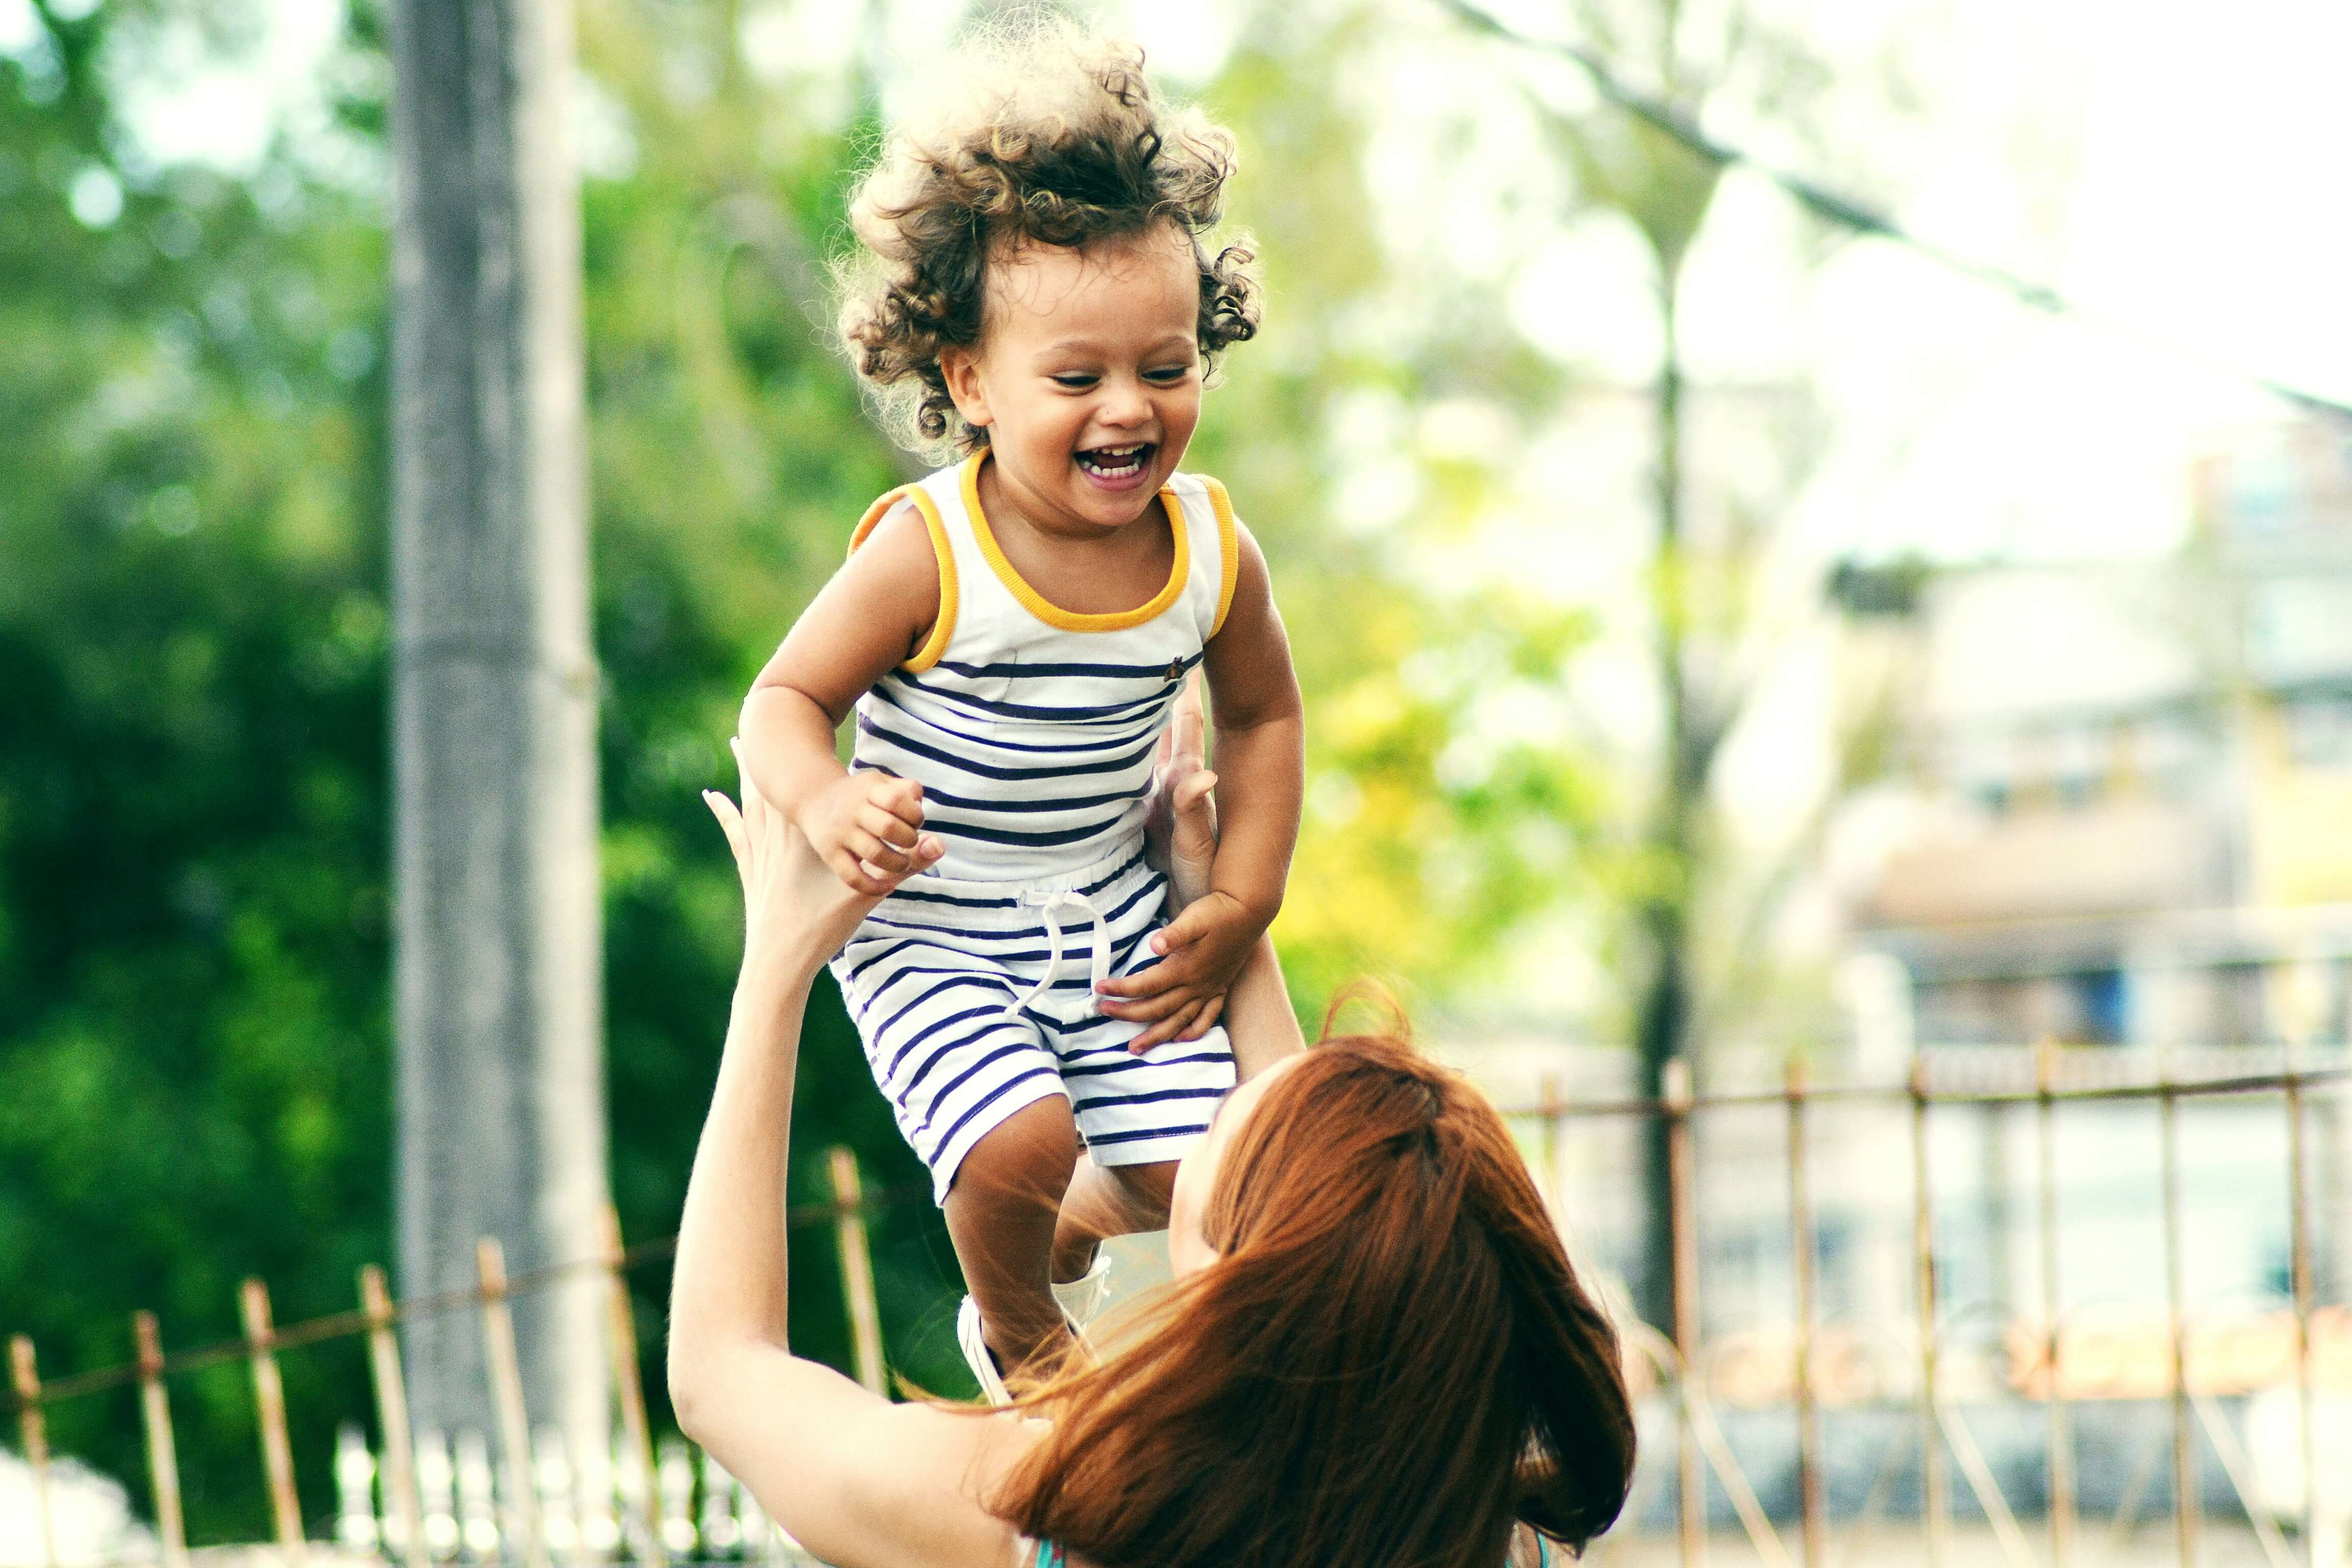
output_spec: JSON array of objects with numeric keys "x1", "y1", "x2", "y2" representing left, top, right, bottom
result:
[
  {"x1": 1051, "y1": 1251, "x2": 1114, "y2": 1335},
  {"x1": 955, "y1": 1295, "x2": 1013, "y2": 1406}
]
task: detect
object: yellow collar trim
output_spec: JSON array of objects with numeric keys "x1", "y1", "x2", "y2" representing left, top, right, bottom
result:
[
  {"x1": 960, "y1": 451, "x2": 1187, "y2": 633},
  {"x1": 847, "y1": 484, "x2": 959, "y2": 673}
]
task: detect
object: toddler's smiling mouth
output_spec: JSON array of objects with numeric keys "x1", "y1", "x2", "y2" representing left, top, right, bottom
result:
[{"x1": 1073, "y1": 441, "x2": 1154, "y2": 481}]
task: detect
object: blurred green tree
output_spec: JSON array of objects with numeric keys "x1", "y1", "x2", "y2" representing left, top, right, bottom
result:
[
  {"x1": 0, "y1": 0, "x2": 1614, "y2": 1538},
  {"x1": 0, "y1": 0, "x2": 958, "y2": 1537}
]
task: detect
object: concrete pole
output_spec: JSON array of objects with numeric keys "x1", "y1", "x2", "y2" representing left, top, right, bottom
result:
[{"x1": 388, "y1": 0, "x2": 607, "y2": 1461}]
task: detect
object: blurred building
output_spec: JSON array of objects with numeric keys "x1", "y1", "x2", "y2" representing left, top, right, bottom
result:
[
  {"x1": 1851, "y1": 415, "x2": 2352, "y2": 1049},
  {"x1": 1438, "y1": 418, "x2": 2352, "y2": 1373}
]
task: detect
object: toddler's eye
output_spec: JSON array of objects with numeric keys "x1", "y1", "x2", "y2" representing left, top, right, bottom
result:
[
  {"x1": 1050, "y1": 374, "x2": 1099, "y2": 390},
  {"x1": 1144, "y1": 366, "x2": 1194, "y2": 384}
]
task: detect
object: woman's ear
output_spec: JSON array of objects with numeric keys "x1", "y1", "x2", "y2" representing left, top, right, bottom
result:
[{"x1": 939, "y1": 345, "x2": 992, "y2": 432}]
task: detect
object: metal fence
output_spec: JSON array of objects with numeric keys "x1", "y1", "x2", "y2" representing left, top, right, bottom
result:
[
  {"x1": 1497, "y1": 1046, "x2": 2349, "y2": 1568},
  {"x1": 3, "y1": 1151, "x2": 918, "y2": 1568},
  {"x1": 6, "y1": 1057, "x2": 2346, "y2": 1568}
]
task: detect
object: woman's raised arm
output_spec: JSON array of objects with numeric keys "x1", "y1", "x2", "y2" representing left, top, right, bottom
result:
[
  {"x1": 666, "y1": 751, "x2": 1021, "y2": 1568},
  {"x1": 1144, "y1": 678, "x2": 1305, "y2": 1079}
]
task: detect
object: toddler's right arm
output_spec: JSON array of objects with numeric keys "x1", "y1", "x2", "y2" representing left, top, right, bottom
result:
[{"x1": 740, "y1": 504, "x2": 945, "y2": 896}]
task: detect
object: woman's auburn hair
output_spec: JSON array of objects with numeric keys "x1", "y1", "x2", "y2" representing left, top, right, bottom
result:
[
  {"x1": 991, "y1": 1030, "x2": 1638, "y2": 1568},
  {"x1": 835, "y1": 19, "x2": 1260, "y2": 456}
]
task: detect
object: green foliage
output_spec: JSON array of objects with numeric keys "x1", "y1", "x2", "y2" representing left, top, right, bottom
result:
[{"x1": 0, "y1": 0, "x2": 1612, "y2": 1538}]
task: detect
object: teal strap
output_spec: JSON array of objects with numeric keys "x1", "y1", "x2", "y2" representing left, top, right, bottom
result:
[{"x1": 1036, "y1": 1532, "x2": 1536, "y2": 1565}]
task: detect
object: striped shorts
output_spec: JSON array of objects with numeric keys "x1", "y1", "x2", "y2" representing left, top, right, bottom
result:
[{"x1": 830, "y1": 841, "x2": 1238, "y2": 1204}]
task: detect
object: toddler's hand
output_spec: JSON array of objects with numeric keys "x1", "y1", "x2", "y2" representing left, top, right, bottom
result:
[
  {"x1": 794, "y1": 771, "x2": 941, "y2": 897},
  {"x1": 1094, "y1": 890, "x2": 1266, "y2": 1054}
]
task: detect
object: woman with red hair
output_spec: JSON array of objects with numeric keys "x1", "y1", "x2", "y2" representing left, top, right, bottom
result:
[{"x1": 670, "y1": 733, "x2": 1636, "y2": 1568}]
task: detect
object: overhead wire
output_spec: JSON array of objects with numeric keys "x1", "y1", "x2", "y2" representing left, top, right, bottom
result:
[{"x1": 1430, "y1": 0, "x2": 2352, "y2": 422}]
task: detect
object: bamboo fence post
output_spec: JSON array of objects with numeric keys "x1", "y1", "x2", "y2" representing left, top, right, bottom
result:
[
  {"x1": 360, "y1": 1265, "x2": 430, "y2": 1568},
  {"x1": 828, "y1": 1147, "x2": 887, "y2": 1396},
  {"x1": 1663, "y1": 1058, "x2": 1705, "y2": 1565},
  {"x1": 2285, "y1": 1049, "x2": 2319, "y2": 1566},
  {"x1": 10, "y1": 1335, "x2": 58, "y2": 1568},
  {"x1": 599, "y1": 1203, "x2": 669, "y2": 1568},
  {"x1": 476, "y1": 1239, "x2": 551, "y2": 1568},
  {"x1": 2036, "y1": 1040, "x2": 2073, "y2": 1567},
  {"x1": 1784, "y1": 1058, "x2": 1824, "y2": 1567},
  {"x1": 1909, "y1": 1056, "x2": 1943, "y2": 1568},
  {"x1": 239, "y1": 1277, "x2": 307, "y2": 1561},
  {"x1": 2159, "y1": 1066, "x2": 2198, "y2": 1565},
  {"x1": 133, "y1": 1312, "x2": 191, "y2": 1568}
]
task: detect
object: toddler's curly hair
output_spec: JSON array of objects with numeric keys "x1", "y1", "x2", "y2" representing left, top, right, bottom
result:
[{"x1": 837, "y1": 21, "x2": 1260, "y2": 456}]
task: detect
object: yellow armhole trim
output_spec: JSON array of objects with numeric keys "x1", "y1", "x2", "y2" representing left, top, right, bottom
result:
[
  {"x1": 1198, "y1": 475, "x2": 1241, "y2": 639},
  {"x1": 961, "y1": 451, "x2": 1189, "y2": 633},
  {"x1": 846, "y1": 484, "x2": 958, "y2": 674}
]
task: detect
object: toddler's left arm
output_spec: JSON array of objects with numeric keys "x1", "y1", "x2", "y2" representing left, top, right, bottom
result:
[{"x1": 1096, "y1": 523, "x2": 1303, "y2": 1050}]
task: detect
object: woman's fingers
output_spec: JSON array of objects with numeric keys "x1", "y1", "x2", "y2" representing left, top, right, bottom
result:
[
  {"x1": 703, "y1": 790, "x2": 747, "y2": 865},
  {"x1": 1171, "y1": 672, "x2": 1207, "y2": 769},
  {"x1": 1173, "y1": 769, "x2": 1217, "y2": 812},
  {"x1": 727, "y1": 737, "x2": 754, "y2": 806}
]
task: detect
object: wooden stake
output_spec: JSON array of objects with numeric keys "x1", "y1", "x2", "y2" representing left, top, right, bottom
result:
[
  {"x1": 10, "y1": 1335, "x2": 58, "y2": 1568},
  {"x1": 598, "y1": 1204, "x2": 668, "y2": 1568},
  {"x1": 1662, "y1": 1059, "x2": 1705, "y2": 1564},
  {"x1": 476, "y1": 1239, "x2": 551, "y2": 1568},
  {"x1": 360, "y1": 1266, "x2": 431, "y2": 1568},
  {"x1": 828, "y1": 1148, "x2": 887, "y2": 1396},
  {"x1": 239, "y1": 1278, "x2": 307, "y2": 1561},
  {"x1": 133, "y1": 1313, "x2": 191, "y2": 1568},
  {"x1": 1784, "y1": 1059, "x2": 1824, "y2": 1567},
  {"x1": 1909, "y1": 1059, "x2": 1944, "y2": 1568}
]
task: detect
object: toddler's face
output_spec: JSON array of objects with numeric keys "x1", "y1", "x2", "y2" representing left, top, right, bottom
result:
[{"x1": 943, "y1": 225, "x2": 1203, "y2": 536}]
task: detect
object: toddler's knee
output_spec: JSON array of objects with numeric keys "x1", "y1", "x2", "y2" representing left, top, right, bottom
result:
[{"x1": 952, "y1": 1096, "x2": 1082, "y2": 1207}]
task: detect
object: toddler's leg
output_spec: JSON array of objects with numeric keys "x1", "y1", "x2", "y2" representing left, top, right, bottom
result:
[
  {"x1": 941, "y1": 1096, "x2": 1084, "y2": 1378},
  {"x1": 1051, "y1": 1159, "x2": 1178, "y2": 1283}
]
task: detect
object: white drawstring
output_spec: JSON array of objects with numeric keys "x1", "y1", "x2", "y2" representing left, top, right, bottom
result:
[{"x1": 1006, "y1": 887, "x2": 1113, "y2": 1019}]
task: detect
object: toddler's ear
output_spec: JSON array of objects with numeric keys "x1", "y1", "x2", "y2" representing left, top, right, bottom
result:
[{"x1": 938, "y1": 345, "x2": 992, "y2": 431}]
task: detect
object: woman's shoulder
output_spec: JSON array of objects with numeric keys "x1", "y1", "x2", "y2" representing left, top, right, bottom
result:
[{"x1": 807, "y1": 1402, "x2": 1039, "y2": 1568}]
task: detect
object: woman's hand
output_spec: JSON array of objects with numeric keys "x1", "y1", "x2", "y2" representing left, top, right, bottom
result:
[
  {"x1": 1144, "y1": 674, "x2": 1219, "y2": 912},
  {"x1": 705, "y1": 737, "x2": 942, "y2": 975}
]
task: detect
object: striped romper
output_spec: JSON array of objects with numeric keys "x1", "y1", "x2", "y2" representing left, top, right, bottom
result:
[{"x1": 830, "y1": 451, "x2": 1242, "y2": 1204}]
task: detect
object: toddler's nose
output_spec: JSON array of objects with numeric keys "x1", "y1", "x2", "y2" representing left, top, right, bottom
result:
[{"x1": 1097, "y1": 379, "x2": 1153, "y2": 427}]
